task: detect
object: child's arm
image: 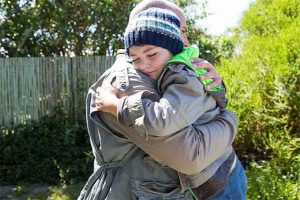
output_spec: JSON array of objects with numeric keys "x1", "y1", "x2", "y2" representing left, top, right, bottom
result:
[{"x1": 116, "y1": 66, "x2": 217, "y2": 137}]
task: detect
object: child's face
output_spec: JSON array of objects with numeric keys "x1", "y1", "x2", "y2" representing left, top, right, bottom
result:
[{"x1": 129, "y1": 45, "x2": 173, "y2": 80}]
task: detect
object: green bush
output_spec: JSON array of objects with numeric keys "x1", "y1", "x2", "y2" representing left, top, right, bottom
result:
[
  {"x1": 0, "y1": 109, "x2": 93, "y2": 185},
  {"x1": 246, "y1": 133, "x2": 300, "y2": 200},
  {"x1": 247, "y1": 141, "x2": 300, "y2": 200},
  {"x1": 247, "y1": 161, "x2": 299, "y2": 200},
  {"x1": 217, "y1": 0, "x2": 300, "y2": 198},
  {"x1": 219, "y1": 0, "x2": 300, "y2": 163}
]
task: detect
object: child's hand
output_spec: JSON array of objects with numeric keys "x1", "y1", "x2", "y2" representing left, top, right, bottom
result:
[
  {"x1": 95, "y1": 84, "x2": 119, "y2": 116},
  {"x1": 191, "y1": 58, "x2": 223, "y2": 91}
]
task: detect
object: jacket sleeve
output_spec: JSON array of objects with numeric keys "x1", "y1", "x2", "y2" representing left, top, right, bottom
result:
[
  {"x1": 117, "y1": 109, "x2": 238, "y2": 175},
  {"x1": 117, "y1": 67, "x2": 217, "y2": 137}
]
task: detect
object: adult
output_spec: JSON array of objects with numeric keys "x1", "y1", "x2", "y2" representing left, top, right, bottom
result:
[{"x1": 78, "y1": 0, "x2": 246, "y2": 199}]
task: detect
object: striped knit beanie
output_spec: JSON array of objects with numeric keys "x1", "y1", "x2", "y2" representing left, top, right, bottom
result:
[{"x1": 124, "y1": 8, "x2": 183, "y2": 55}]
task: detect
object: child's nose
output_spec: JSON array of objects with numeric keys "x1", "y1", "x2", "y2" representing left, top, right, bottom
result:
[{"x1": 141, "y1": 61, "x2": 150, "y2": 69}]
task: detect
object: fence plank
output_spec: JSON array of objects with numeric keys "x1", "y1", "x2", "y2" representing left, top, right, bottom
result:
[{"x1": 0, "y1": 56, "x2": 116, "y2": 127}]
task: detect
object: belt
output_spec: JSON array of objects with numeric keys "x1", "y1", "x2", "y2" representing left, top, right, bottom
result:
[{"x1": 78, "y1": 160, "x2": 123, "y2": 200}]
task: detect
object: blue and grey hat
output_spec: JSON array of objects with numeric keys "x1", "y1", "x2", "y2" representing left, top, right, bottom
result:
[{"x1": 124, "y1": 8, "x2": 184, "y2": 55}]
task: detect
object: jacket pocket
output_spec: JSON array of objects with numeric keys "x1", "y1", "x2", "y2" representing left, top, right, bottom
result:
[{"x1": 130, "y1": 179, "x2": 187, "y2": 200}]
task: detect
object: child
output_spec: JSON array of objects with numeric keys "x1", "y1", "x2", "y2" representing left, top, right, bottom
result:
[{"x1": 97, "y1": 7, "x2": 247, "y2": 200}]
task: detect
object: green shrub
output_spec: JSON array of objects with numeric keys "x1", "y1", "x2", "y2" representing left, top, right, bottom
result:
[
  {"x1": 217, "y1": 0, "x2": 300, "y2": 198},
  {"x1": 0, "y1": 109, "x2": 93, "y2": 185},
  {"x1": 247, "y1": 159, "x2": 300, "y2": 200},
  {"x1": 218, "y1": 0, "x2": 300, "y2": 164}
]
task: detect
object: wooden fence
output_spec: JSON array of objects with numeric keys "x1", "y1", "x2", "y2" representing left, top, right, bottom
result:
[{"x1": 0, "y1": 56, "x2": 116, "y2": 128}]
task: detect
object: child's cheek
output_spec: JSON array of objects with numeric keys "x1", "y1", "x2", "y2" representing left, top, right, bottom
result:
[{"x1": 132, "y1": 64, "x2": 141, "y2": 71}]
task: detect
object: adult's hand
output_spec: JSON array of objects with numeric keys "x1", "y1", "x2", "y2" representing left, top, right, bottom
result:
[{"x1": 192, "y1": 58, "x2": 223, "y2": 91}]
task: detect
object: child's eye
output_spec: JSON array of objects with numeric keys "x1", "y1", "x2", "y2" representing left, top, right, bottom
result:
[
  {"x1": 132, "y1": 58, "x2": 140, "y2": 63},
  {"x1": 148, "y1": 53, "x2": 157, "y2": 58}
]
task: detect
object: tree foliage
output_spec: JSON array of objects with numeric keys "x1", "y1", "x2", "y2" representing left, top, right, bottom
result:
[
  {"x1": 180, "y1": 0, "x2": 234, "y2": 64},
  {"x1": 188, "y1": 27, "x2": 234, "y2": 64},
  {"x1": 0, "y1": 0, "x2": 228, "y2": 61},
  {"x1": 0, "y1": 0, "x2": 137, "y2": 57}
]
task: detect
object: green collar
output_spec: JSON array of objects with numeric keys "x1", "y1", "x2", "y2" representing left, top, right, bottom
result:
[{"x1": 167, "y1": 45, "x2": 199, "y2": 68}]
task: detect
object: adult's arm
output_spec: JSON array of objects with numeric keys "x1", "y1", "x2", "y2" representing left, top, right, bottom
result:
[{"x1": 114, "y1": 109, "x2": 237, "y2": 175}]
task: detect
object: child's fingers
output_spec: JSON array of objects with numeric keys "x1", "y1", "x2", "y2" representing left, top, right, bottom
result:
[
  {"x1": 94, "y1": 96, "x2": 101, "y2": 107},
  {"x1": 102, "y1": 82, "x2": 117, "y2": 93},
  {"x1": 96, "y1": 86, "x2": 102, "y2": 96}
]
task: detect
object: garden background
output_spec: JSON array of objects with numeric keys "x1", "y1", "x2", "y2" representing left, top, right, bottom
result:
[{"x1": 0, "y1": 0, "x2": 299, "y2": 199}]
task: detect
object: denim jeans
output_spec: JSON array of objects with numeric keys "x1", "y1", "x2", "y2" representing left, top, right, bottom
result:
[
  {"x1": 212, "y1": 159, "x2": 247, "y2": 200},
  {"x1": 130, "y1": 179, "x2": 187, "y2": 200}
]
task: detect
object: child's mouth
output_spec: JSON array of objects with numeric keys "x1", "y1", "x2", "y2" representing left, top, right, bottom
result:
[{"x1": 145, "y1": 71, "x2": 156, "y2": 77}]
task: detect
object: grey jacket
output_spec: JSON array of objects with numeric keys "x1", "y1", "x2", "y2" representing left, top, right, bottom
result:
[
  {"x1": 116, "y1": 56, "x2": 238, "y2": 189},
  {"x1": 78, "y1": 53, "x2": 238, "y2": 199}
]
